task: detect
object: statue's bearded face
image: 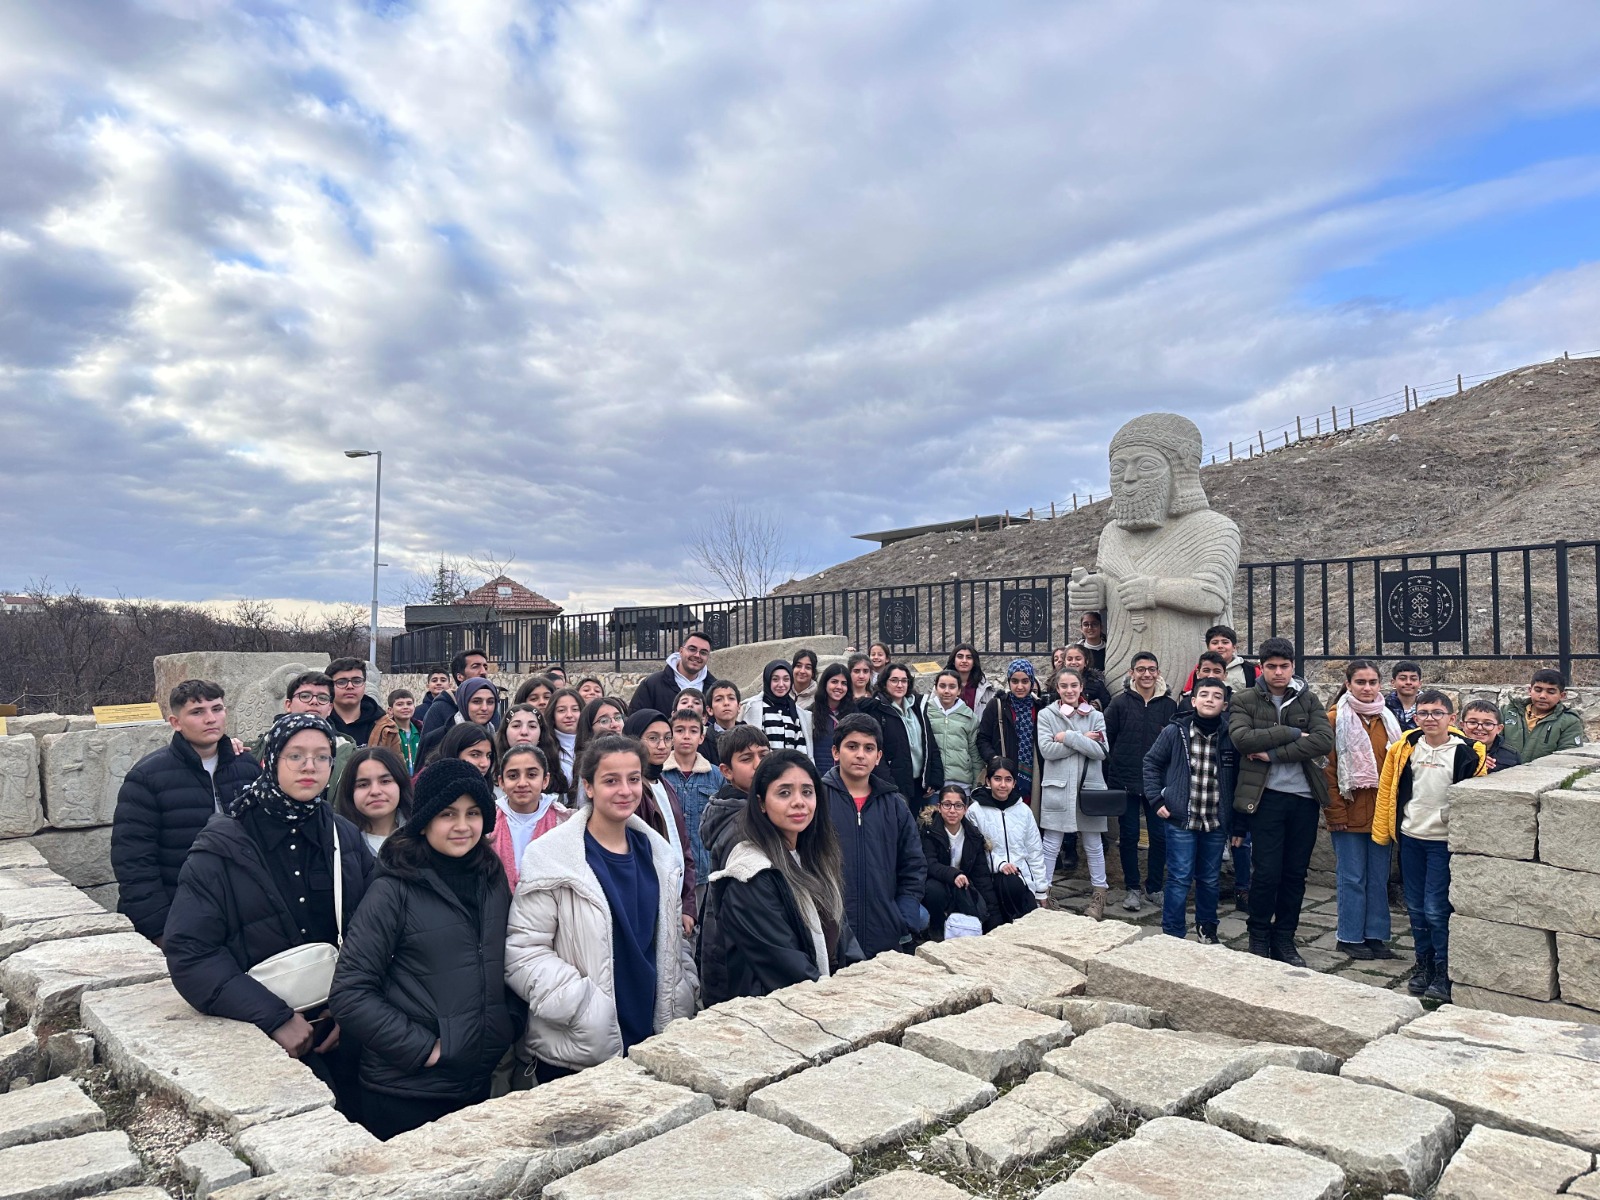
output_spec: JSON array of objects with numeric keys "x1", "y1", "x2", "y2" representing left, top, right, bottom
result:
[{"x1": 1110, "y1": 444, "x2": 1172, "y2": 530}]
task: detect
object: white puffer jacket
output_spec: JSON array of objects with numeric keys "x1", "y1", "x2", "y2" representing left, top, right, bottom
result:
[
  {"x1": 504, "y1": 808, "x2": 697, "y2": 1072},
  {"x1": 967, "y1": 790, "x2": 1048, "y2": 899}
]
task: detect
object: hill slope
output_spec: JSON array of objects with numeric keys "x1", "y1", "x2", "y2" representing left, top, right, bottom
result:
[{"x1": 783, "y1": 356, "x2": 1600, "y2": 592}]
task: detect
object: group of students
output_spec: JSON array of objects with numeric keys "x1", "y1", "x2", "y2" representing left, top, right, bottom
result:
[{"x1": 108, "y1": 626, "x2": 1584, "y2": 1140}]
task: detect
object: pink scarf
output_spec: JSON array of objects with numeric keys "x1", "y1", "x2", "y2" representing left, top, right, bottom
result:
[{"x1": 1335, "y1": 694, "x2": 1402, "y2": 793}]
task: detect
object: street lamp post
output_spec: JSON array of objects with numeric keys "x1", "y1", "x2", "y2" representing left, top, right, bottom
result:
[{"x1": 344, "y1": 449, "x2": 383, "y2": 667}]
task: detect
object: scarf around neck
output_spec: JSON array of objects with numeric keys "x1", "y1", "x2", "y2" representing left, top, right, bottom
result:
[
  {"x1": 228, "y1": 712, "x2": 336, "y2": 827},
  {"x1": 1335, "y1": 693, "x2": 1402, "y2": 793}
]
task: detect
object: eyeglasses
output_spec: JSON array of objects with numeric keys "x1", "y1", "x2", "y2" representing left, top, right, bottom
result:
[
  {"x1": 1414, "y1": 710, "x2": 1451, "y2": 720},
  {"x1": 937, "y1": 800, "x2": 967, "y2": 811},
  {"x1": 595, "y1": 715, "x2": 624, "y2": 730},
  {"x1": 333, "y1": 679, "x2": 365, "y2": 690},
  {"x1": 282, "y1": 752, "x2": 334, "y2": 767},
  {"x1": 292, "y1": 692, "x2": 332, "y2": 706},
  {"x1": 1460, "y1": 719, "x2": 1499, "y2": 731},
  {"x1": 1132, "y1": 667, "x2": 1159, "y2": 675},
  {"x1": 641, "y1": 733, "x2": 672, "y2": 747}
]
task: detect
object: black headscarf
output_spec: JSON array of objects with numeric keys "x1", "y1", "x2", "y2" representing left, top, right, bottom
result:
[
  {"x1": 622, "y1": 708, "x2": 669, "y2": 782},
  {"x1": 761, "y1": 659, "x2": 799, "y2": 719},
  {"x1": 228, "y1": 712, "x2": 336, "y2": 827}
]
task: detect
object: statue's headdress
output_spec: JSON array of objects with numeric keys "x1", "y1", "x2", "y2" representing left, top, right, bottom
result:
[{"x1": 1108, "y1": 413, "x2": 1208, "y2": 516}]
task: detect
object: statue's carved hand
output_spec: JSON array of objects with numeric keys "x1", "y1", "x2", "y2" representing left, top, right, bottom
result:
[
  {"x1": 1068, "y1": 568, "x2": 1105, "y2": 612},
  {"x1": 1116, "y1": 575, "x2": 1158, "y2": 612}
]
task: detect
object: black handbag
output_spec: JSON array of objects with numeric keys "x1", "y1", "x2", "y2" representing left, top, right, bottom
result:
[{"x1": 1078, "y1": 787, "x2": 1128, "y2": 818}]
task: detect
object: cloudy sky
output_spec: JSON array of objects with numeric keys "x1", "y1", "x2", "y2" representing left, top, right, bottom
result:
[{"x1": 6, "y1": 0, "x2": 1600, "y2": 615}]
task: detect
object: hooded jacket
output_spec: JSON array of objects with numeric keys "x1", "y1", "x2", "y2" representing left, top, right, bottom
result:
[
  {"x1": 701, "y1": 840, "x2": 861, "y2": 1006},
  {"x1": 661, "y1": 754, "x2": 726, "y2": 882},
  {"x1": 859, "y1": 693, "x2": 945, "y2": 805},
  {"x1": 629, "y1": 653, "x2": 715, "y2": 717},
  {"x1": 503, "y1": 809, "x2": 696, "y2": 1072},
  {"x1": 1142, "y1": 712, "x2": 1239, "y2": 829},
  {"x1": 966, "y1": 784, "x2": 1046, "y2": 896},
  {"x1": 368, "y1": 713, "x2": 420, "y2": 771},
  {"x1": 1499, "y1": 697, "x2": 1585, "y2": 763},
  {"x1": 818, "y1": 766, "x2": 926, "y2": 958},
  {"x1": 163, "y1": 804, "x2": 374, "y2": 1035},
  {"x1": 329, "y1": 694, "x2": 385, "y2": 748},
  {"x1": 917, "y1": 809, "x2": 997, "y2": 922},
  {"x1": 1103, "y1": 682, "x2": 1178, "y2": 794},
  {"x1": 112, "y1": 733, "x2": 261, "y2": 940},
  {"x1": 1371, "y1": 728, "x2": 1488, "y2": 846},
  {"x1": 328, "y1": 854, "x2": 515, "y2": 1101},
  {"x1": 926, "y1": 697, "x2": 981, "y2": 786},
  {"x1": 1227, "y1": 676, "x2": 1335, "y2": 813},
  {"x1": 693, "y1": 781, "x2": 748, "y2": 1003}
]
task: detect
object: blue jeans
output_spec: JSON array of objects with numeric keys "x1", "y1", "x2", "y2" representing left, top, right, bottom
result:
[
  {"x1": 1118, "y1": 792, "x2": 1166, "y2": 893},
  {"x1": 1399, "y1": 834, "x2": 1451, "y2": 964},
  {"x1": 1221, "y1": 802, "x2": 1251, "y2": 892},
  {"x1": 1162, "y1": 825, "x2": 1226, "y2": 939},
  {"x1": 1332, "y1": 831, "x2": 1392, "y2": 943}
]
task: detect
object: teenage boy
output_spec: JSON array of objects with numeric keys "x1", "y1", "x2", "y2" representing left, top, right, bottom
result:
[
  {"x1": 1078, "y1": 612, "x2": 1107, "y2": 673},
  {"x1": 326, "y1": 657, "x2": 382, "y2": 746},
  {"x1": 1385, "y1": 661, "x2": 1423, "y2": 732},
  {"x1": 630, "y1": 631, "x2": 716, "y2": 715},
  {"x1": 820, "y1": 714, "x2": 927, "y2": 958},
  {"x1": 1176, "y1": 651, "x2": 1252, "y2": 909},
  {"x1": 253, "y1": 672, "x2": 358, "y2": 793},
  {"x1": 1372, "y1": 689, "x2": 1488, "y2": 1002},
  {"x1": 1182, "y1": 625, "x2": 1258, "y2": 693},
  {"x1": 112, "y1": 680, "x2": 260, "y2": 944},
  {"x1": 1143, "y1": 678, "x2": 1237, "y2": 943},
  {"x1": 663, "y1": 706, "x2": 726, "y2": 913},
  {"x1": 369, "y1": 688, "x2": 421, "y2": 774},
  {"x1": 1458, "y1": 700, "x2": 1520, "y2": 773},
  {"x1": 697, "y1": 725, "x2": 771, "y2": 884},
  {"x1": 416, "y1": 670, "x2": 451, "y2": 723},
  {"x1": 1105, "y1": 651, "x2": 1178, "y2": 913},
  {"x1": 1175, "y1": 651, "x2": 1230, "y2": 718},
  {"x1": 1228, "y1": 637, "x2": 1334, "y2": 966},
  {"x1": 420, "y1": 648, "x2": 494, "y2": 739},
  {"x1": 1501, "y1": 669, "x2": 1585, "y2": 763},
  {"x1": 704, "y1": 679, "x2": 744, "y2": 760}
]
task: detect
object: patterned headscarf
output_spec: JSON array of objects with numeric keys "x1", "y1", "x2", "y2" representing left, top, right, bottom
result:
[
  {"x1": 1005, "y1": 660, "x2": 1038, "y2": 782},
  {"x1": 228, "y1": 712, "x2": 336, "y2": 826}
]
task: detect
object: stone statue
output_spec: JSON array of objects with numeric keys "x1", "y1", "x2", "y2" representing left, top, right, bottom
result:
[{"x1": 1067, "y1": 413, "x2": 1241, "y2": 683}]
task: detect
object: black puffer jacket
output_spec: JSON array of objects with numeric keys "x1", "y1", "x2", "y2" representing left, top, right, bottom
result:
[
  {"x1": 112, "y1": 734, "x2": 260, "y2": 940},
  {"x1": 860, "y1": 695, "x2": 945, "y2": 806},
  {"x1": 164, "y1": 806, "x2": 373, "y2": 1035},
  {"x1": 918, "y1": 811, "x2": 997, "y2": 924},
  {"x1": 693, "y1": 782, "x2": 749, "y2": 1004},
  {"x1": 819, "y1": 767, "x2": 926, "y2": 959},
  {"x1": 328, "y1": 859, "x2": 515, "y2": 1101},
  {"x1": 1103, "y1": 683, "x2": 1178, "y2": 795}
]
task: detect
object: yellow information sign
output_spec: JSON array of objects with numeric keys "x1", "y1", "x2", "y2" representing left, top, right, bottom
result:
[
  {"x1": 911, "y1": 661, "x2": 943, "y2": 674},
  {"x1": 93, "y1": 703, "x2": 167, "y2": 727},
  {"x1": 0, "y1": 718, "x2": 7, "y2": 737}
]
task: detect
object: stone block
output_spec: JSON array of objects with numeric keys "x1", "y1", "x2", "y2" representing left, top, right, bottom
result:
[
  {"x1": 840, "y1": 1172, "x2": 973, "y2": 1199},
  {"x1": 0, "y1": 888, "x2": 107, "y2": 930},
  {"x1": 83, "y1": 885, "x2": 118, "y2": 914},
  {"x1": 915, "y1": 938, "x2": 1086, "y2": 1007},
  {"x1": 1034, "y1": 1116, "x2": 1345, "y2": 1200},
  {"x1": 0, "y1": 738, "x2": 44, "y2": 840},
  {"x1": 0, "y1": 847, "x2": 48, "y2": 872},
  {"x1": 1452, "y1": 982, "x2": 1600, "y2": 1023},
  {"x1": 707, "y1": 637, "x2": 848, "y2": 701},
  {"x1": 1399, "y1": 1004, "x2": 1600, "y2": 1060},
  {"x1": 0, "y1": 1031, "x2": 36, "y2": 1091},
  {"x1": 1449, "y1": 915, "x2": 1557, "y2": 999},
  {"x1": 928, "y1": 1071, "x2": 1112, "y2": 1176},
  {"x1": 209, "y1": 1161, "x2": 517, "y2": 1200},
  {"x1": 42, "y1": 1032, "x2": 95, "y2": 1080},
  {"x1": 153, "y1": 652, "x2": 330, "y2": 740},
  {"x1": 746, "y1": 1042, "x2": 996, "y2": 1156},
  {"x1": 1576, "y1": 1171, "x2": 1600, "y2": 1200},
  {"x1": 178, "y1": 1140, "x2": 251, "y2": 1199},
  {"x1": 1203, "y1": 1064, "x2": 1456, "y2": 1192},
  {"x1": 0, "y1": 914, "x2": 132, "y2": 964},
  {"x1": 99, "y1": 1191, "x2": 174, "y2": 1200},
  {"x1": 1025, "y1": 996, "x2": 1168, "y2": 1031},
  {"x1": 232, "y1": 1108, "x2": 378, "y2": 1176},
  {"x1": 981, "y1": 908, "x2": 1141, "y2": 970},
  {"x1": 24, "y1": 831, "x2": 115, "y2": 891},
  {"x1": 0, "y1": 933, "x2": 169, "y2": 1027},
  {"x1": 0, "y1": 1076, "x2": 104, "y2": 1150},
  {"x1": 0, "y1": 871, "x2": 69, "y2": 892},
  {"x1": 1451, "y1": 855, "x2": 1600, "y2": 936},
  {"x1": 543, "y1": 1110, "x2": 852, "y2": 1200},
  {"x1": 1445, "y1": 767, "x2": 1575, "y2": 860},
  {"x1": 1341, "y1": 1031, "x2": 1600, "y2": 1150},
  {"x1": 1086, "y1": 934, "x2": 1421, "y2": 1058},
  {"x1": 1540, "y1": 790, "x2": 1600, "y2": 875},
  {"x1": 764, "y1": 953, "x2": 990, "y2": 1051},
  {"x1": 1041, "y1": 1023, "x2": 1334, "y2": 1118},
  {"x1": 0, "y1": 718, "x2": 67, "y2": 740},
  {"x1": 38, "y1": 727, "x2": 171, "y2": 830},
  {"x1": 900, "y1": 1003, "x2": 1073, "y2": 1083},
  {"x1": 1558, "y1": 933, "x2": 1600, "y2": 1011},
  {"x1": 1433, "y1": 1125, "x2": 1593, "y2": 1200},
  {"x1": 81, "y1": 980, "x2": 333, "y2": 1135},
  {"x1": 0, "y1": 1129, "x2": 144, "y2": 1199}
]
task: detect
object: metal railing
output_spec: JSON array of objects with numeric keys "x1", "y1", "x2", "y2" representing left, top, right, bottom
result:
[{"x1": 389, "y1": 539, "x2": 1596, "y2": 681}]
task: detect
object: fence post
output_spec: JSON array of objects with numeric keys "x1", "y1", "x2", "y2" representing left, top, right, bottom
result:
[
  {"x1": 1049, "y1": 501, "x2": 1055, "y2": 518},
  {"x1": 612, "y1": 622, "x2": 621, "y2": 673},
  {"x1": 1293, "y1": 558, "x2": 1306, "y2": 655},
  {"x1": 1295, "y1": 415, "x2": 1303, "y2": 440},
  {"x1": 1331, "y1": 406, "x2": 1338, "y2": 431},
  {"x1": 1283, "y1": 431, "x2": 1290, "y2": 448},
  {"x1": 1228, "y1": 441, "x2": 1233, "y2": 461},
  {"x1": 1457, "y1": 374, "x2": 1463, "y2": 394},
  {"x1": 1348, "y1": 406, "x2": 1354, "y2": 427},
  {"x1": 1555, "y1": 539, "x2": 1572, "y2": 682},
  {"x1": 1257, "y1": 430, "x2": 1265, "y2": 455},
  {"x1": 952, "y1": 580, "x2": 962, "y2": 645}
]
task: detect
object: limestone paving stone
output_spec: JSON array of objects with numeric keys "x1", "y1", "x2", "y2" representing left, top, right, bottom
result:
[
  {"x1": 0, "y1": 914, "x2": 132, "y2": 964},
  {"x1": 23, "y1": 831, "x2": 115, "y2": 891},
  {"x1": 81, "y1": 980, "x2": 334, "y2": 1135},
  {"x1": 233, "y1": 1107, "x2": 379, "y2": 1175},
  {"x1": 1558, "y1": 933, "x2": 1600, "y2": 1011},
  {"x1": 0, "y1": 889, "x2": 107, "y2": 931},
  {"x1": 0, "y1": 871, "x2": 70, "y2": 892},
  {"x1": 745, "y1": 1042, "x2": 996, "y2": 1156},
  {"x1": 840, "y1": 1171, "x2": 973, "y2": 1199},
  {"x1": 1033, "y1": 1116, "x2": 1345, "y2": 1200},
  {"x1": 1203, "y1": 1064, "x2": 1456, "y2": 1192},
  {"x1": 0, "y1": 847, "x2": 48, "y2": 872},
  {"x1": 542, "y1": 1109, "x2": 852, "y2": 1200},
  {"x1": 1341, "y1": 1032, "x2": 1600, "y2": 1151},
  {"x1": 1086, "y1": 935, "x2": 1421, "y2": 1058},
  {"x1": 179, "y1": 1140, "x2": 251, "y2": 1199},
  {"x1": 1450, "y1": 854, "x2": 1600, "y2": 937},
  {"x1": 0, "y1": 738, "x2": 44, "y2": 840},
  {"x1": 982, "y1": 909, "x2": 1141, "y2": 970},
  {"x1": 900, "y1": 1003, "x2": 1073, "y2": 1082},
  {"x1": 1541, "y1": 789, "x2": 1600, "y2": 875},
  {"x1": 1432, "y1": 1125, "x2": 1593, "y2": 1200},
  {"x1": 1444, "y1": 768, "x2": 1573, "y2": 860},
  {"x1": 99, "y1": 1191, "x2": 174, "y2": 1200},
  {"x1": 765, "y1": 954, "x2": 990, "y2": 1051},
  {"x1": 928, "y1": 1071, "x2": 1113, "y2": 1176},
  {"x1": 0, "y1": 933, "x2": 169, "y2": 1026},
  {"x1": 1452, "y1": 982, "x2": 1600, "y2": 1023},
  {"x1": 1574, "y1": 1171, "x2": 1600, "y2": 1200},
  {"x1": 42, "y1": 1033, "x2": 95, "y2": 1081},
  {"x1": 1449, "y1": 915, "x2": 1557, "y2": 999},
  {"x1": 1399, "y1": 1004, "x2": 1600, "y2": 1062},
  {"x1": 210, "y1": 1159, "x2": 525, "y2": 1200},
  {"x1": 0, "y1": 1031, "x2": 36, "y2": 1091},
  {"x1": 0, "y1": 1077, "x2": 104, "y2": 1150},
  {"x1": 0, "y1": 1129, "x2": 144, "y2": 1200},
  {"x1": 39, "y1": 727, "x2": 171, "y2": 829},
  {"x1": 914, "y1": 938, "x2": 1087, "y2": 1007},
  {"x1": 1025, "y1": 997, "x2": 1168, "y2": 1031},
  {"x1": 1040, "y1": 1023, "x2": 1335, "y2": 1119}
]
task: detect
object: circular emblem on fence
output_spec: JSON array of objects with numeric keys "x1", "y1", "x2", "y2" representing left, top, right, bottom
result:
[
  {"x1": 1003, "y1": 589, "x2": 1049, "y2": 643},
  {"x1": 1384, "y1": 573, "x2": 1458, "y2": 640}
]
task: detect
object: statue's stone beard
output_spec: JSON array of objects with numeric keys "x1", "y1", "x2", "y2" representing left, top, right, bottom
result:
[{"x1": 1112, "y1": 476, "x2": 1171, "y2": 531}]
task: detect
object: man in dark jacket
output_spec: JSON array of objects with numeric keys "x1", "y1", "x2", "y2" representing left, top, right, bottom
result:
[
  {"x1": 819, "y1": 714, "x2": 927, "y2": 959},
  {"x1": 111, "y1": 680, "x2": 260, "y2": 944},
  {"x1": 415, "y1": 670, "x2": 452, "y2": 725},
  {"x1": 1227, "y1": 638, "x2": 1334, "y2": 966},
  {"x1": 327, "y1": 657, "x2": 383, "y2": 747},
  {"x1": 1104, "y1": 652, "x2": 1178, "y2": 913},
  {"x1": 629, "y1": 631, "x2": 716, "y2": 716},
  {"x1": 419, "y1": 648, "x2": 494, "y2": 741}
]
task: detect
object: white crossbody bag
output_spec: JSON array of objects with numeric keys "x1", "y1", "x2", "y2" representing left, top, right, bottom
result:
[{"x1": 247, "y1": 820, "x2": 344, "y2": 1012}]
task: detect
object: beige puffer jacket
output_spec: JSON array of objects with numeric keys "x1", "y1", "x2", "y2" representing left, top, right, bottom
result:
[{"x1": 504, "y1": 808, "x2": 697, "y2": 1071}]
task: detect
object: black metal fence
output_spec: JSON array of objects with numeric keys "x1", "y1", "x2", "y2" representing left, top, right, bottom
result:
[{"x1": 388, "y1": 539, "x2": 1598, "y2": 681}]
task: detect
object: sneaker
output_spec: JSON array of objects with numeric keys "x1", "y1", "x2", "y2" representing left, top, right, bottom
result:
[
  {"x1": 1197, "y1": 925, "x2": 1220, "y2": 944},
  {"x1": 1233, "y1": 890, "x2": 1249, "y2": 912},
  {"x1": 1086, "y1": 889, "x2": 1108, "y2": 922},
  {"x1": 1366, "y1": 939, "x2": 1397, "y2": 960},
  {"x1": 1336, "y1": 940, "x2": 1376, "y2": 961},
  {"x1": 1270, "y1": 937, "x2": 1308, "y2": 968},
  {"x1": 1122, "y1": 889, "x2": 1144, "y2": 912}
]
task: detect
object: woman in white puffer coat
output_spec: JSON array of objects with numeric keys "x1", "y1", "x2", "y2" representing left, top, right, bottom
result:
[{"x1": 965, "y1": 757, "x2": 1046, "y2": 923}]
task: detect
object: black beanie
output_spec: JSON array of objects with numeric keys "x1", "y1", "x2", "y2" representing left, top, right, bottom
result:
[{"x1": 406, "y1": 758, "x2": 497, "y2": 839}]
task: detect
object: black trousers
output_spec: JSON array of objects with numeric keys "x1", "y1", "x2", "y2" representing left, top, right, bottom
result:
[
  {"x1": 1246, "y1": 788, "x2": 1320, "y2": 940},
  {"x1": 991, "y1": 871, "x2": 1036, "y2": 926},
  {"x1": 923, "y1": 878, "x2": 985, "y2": 940},
  {"x1": 362, "y1": 1084, "x2": 488, "y2": 1141}
]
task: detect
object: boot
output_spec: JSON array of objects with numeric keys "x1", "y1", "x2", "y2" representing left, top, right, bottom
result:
[
  {"x1": 1336, "y1": 940, "x2": 1376, "y2": 960},
  {"x1": 1424, "y1": 957, "x2": 1452, "y2": 1003},
  {"x1": 1247, "y1": 931, "x2": 1271, "y2": 958},
  {"x1": 1270, "y1": 933, "x2": 1308, "y2": 968},
  {"x1": 1086, "y1": 888, "x2": 1108, "y2": 922},
  {"x1": 1365, "y1": 939, "x2": 1397, "y2": 960},
  {"x1": 1407, "y1": 950, "x2": 1435, "y2": 997}
]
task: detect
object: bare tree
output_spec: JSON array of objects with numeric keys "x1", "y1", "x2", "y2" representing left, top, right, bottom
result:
[
  {"x1": 388, "y1": 551, "x2": 519, "y2": 608},
  {"x1": 685, "y1": 501, "x2": 798, "y2": 599}
]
